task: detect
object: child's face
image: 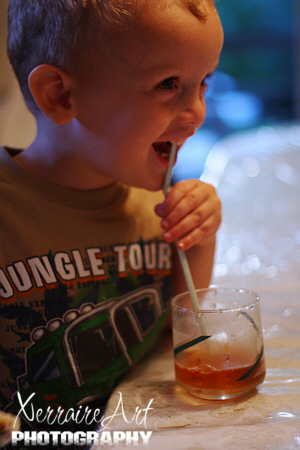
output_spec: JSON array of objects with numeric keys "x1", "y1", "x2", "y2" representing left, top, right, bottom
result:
[{"x1": 72, "y1": 0, "x2": 223, "y2": 190}]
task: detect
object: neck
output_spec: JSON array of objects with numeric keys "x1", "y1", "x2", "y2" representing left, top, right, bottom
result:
[{"x1": 15, "y1": 119, "x2": 115, "y2": 190}]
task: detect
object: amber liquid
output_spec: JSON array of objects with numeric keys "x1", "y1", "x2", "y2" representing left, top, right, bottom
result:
[{"x1": 175, "y1": 344, "x2": 265, "y2": 399}]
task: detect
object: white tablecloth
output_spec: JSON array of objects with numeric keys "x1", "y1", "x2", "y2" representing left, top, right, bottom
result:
[{"x1": 92, "y1": 124, "x2": 300, "y2": 450}]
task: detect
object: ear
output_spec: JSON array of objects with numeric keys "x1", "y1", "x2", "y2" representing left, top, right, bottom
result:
[{"x1": 28, "y1": 65, "x2": 75, "y2": 125}]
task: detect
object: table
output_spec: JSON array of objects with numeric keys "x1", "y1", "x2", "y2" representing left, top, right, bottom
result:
[{"x1": 92, "y1": 124, "x2": 300, "y2": 450}]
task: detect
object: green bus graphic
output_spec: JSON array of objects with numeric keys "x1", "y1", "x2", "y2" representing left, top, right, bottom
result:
[{"x1": 8, "y1": 285, "x2": 166, "y2": 423}]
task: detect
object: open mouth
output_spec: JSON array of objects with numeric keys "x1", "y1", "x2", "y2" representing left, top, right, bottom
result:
[{"x1": 152, "y1": 141, "x2": 173, "y2": 160}]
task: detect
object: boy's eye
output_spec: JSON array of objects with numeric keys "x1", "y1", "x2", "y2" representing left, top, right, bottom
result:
[{"x1": 157, "y1": 77, "x2": 177, "y2": 90}]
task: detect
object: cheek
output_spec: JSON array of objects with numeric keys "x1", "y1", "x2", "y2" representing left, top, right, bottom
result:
[
  {"x1": 74, "y1": 85, "x2": 125, "y2": 133},
  {"x1": 75, "y1": 87, "x2": 169, "y2": 145},
  {"x1": 115, "y1": 105, "x2": 169, "y2": 141}
]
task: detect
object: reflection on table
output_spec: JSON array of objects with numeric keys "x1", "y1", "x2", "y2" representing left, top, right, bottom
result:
[{"x1": 92, "y1": 124, "x2": 300, "y2": 450}]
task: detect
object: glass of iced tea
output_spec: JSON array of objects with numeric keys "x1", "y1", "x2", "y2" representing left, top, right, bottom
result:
[{"x1": 171, "y1": 287, "x2": 265, "y2": 400}]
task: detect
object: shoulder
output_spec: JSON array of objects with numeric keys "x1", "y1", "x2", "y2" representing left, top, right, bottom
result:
[
  {"x1": 0, "y1": 146, "x2": 16, "y2": 177},
  {"x1": 0, "y1": 146, "x2": 23, "y2": 170},
  {"x1": 0, "y1": 146, "x2": 25, "y2": 189},
  {"x1": 0, "y1": 146, "x2": 23, "y2": 159}
]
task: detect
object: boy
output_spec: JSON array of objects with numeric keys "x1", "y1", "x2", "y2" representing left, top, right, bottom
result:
[{"x1": 1, "y1": 0, "x2": 223, "y2": 431}]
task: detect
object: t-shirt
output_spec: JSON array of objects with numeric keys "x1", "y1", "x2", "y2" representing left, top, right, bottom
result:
[{"x1": 0, "y1": 146, "x2": 172, "y2": 423}]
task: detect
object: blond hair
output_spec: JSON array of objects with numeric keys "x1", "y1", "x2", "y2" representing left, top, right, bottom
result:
[{"x1": 7, "y1": 0, "x2": 209, "y2": 112}]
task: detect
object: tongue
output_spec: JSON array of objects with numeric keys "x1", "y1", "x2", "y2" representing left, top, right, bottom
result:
[{"x1": 153, "y1": 141, "x2": 172, "y2": 159}]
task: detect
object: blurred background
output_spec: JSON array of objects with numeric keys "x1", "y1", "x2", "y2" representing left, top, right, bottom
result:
[
  {"x1": 0, "y1": 0, "x2": 36, "y2": 147},
  {"x1": 0, "y1": 0, "x2": 299, "y2": 170},
  {"x1": 174, "y1": 0, "x2": 299, "y2": 181}
]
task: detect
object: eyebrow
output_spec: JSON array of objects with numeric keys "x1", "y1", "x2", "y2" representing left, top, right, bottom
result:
[
  {"x1": 137, "y1": 61, "x2": 179, "y2": 78},
  {"x1": 139, "y1": 59, "x2": 220, "y2": 83}
]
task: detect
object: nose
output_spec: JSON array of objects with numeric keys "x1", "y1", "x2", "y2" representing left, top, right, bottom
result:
[{"x1": 177, "y1": 91, "x2": 206, "y2": 131}]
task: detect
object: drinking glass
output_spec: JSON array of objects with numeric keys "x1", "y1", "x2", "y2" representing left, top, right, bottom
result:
[{"x1": 171, "y1": 287, "x2": 265, "y2": 400}]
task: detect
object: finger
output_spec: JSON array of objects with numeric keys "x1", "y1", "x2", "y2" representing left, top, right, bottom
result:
[
  {"x1": 162, "y1": 204, "x2": 209, "y2": 240},
  {"x1": 162, "y1": 202, "x2": 220, "y2": 244},
  {"x1": 166, "y1": 190, "x2": 206, "y2": 227},
  {"x1": 156, "y1": 180, "x2": 207, "y2": 218},
  {"x1": 161, "y1": 188, "x2": 220, "y2": 232},
  {"x1": 176, "y1": 216, "x2": 220, "y2": 251}
]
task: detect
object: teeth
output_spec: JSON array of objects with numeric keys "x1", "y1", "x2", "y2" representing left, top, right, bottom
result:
[{"x1": 153, "y1": 141, "x2": 172, "y2": 159}]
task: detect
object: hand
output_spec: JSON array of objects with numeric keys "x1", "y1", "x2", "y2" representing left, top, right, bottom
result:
[{"x1": 155, "y1": 179, "x2": 221, "y2": 251}]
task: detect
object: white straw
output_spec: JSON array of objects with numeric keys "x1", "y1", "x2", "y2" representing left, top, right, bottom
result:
[
  {"x1": 163, "y1": 143, "x2": 200, "y2": 310},
  {"x1": 163, "y1": 143, "x2": 210, "y2": 345},
  {"x1": 163, "y1": 142, "x2": 177, "y2": 197}
]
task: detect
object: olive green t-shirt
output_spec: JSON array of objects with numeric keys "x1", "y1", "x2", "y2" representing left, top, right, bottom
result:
[{"x1": 0, "y1": 146, "x2": 172, "y2": 419}]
